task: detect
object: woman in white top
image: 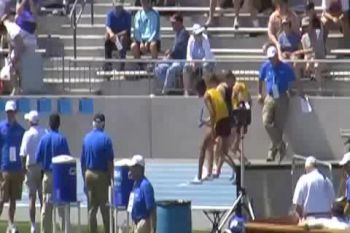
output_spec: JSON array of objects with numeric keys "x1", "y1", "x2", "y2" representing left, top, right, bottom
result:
[{"x1": 183, "y1": 24, "x2": 215, "y2": 96}]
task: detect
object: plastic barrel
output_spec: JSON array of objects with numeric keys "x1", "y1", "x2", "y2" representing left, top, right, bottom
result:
[
  {"x1": 157, "y1": 200, "x2": 192, "y2": 233},
  {"x1": 113, "y1": 159, "x2": 134, "y2": 209},
  {"x1": 52, "y1": 155, "x2": 77, "y2": 203}
]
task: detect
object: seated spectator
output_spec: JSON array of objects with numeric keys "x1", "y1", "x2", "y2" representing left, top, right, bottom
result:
[
  {"x1": 131, "y1": 0, "x2": 160, "y2": 66},
  {"x1": 206, "y1": 0, "x2": 244, "y2": 28},
  {"x1": 268, "y1": 0, "x2": 300, "y2": 56},
  {"x1": 321, "y1": 0, "x2": 350, "y2": 44},
  {"x1": 104, "y1": 0, "x2": 131, "y2": 71},
  {"x1": 278, "y1": 18, "x2": 301, "y2": 59},
  {"x1": 296, "y1": 16, "x2": 326, "y2": 83},
  {"x1": 183, "y1": 24, "x2": 214, "y2": 96},
  {"x1": 154, "y1": 13, "x2": 189, "y2": 95},
  {"x1": 15, "y1": 0, "x2": 37, "y2": 46}
]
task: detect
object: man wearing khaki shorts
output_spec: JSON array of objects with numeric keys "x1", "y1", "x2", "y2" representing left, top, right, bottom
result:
[
  {"x1": 80, "y1": 113, "x2": 114, "y2": 233},
  {"x1": 20, "y1": 110, "x2": 47, "y2": 233},
  {"x1": 0, "y1": 100, "x2": 25, "y2": 233}
]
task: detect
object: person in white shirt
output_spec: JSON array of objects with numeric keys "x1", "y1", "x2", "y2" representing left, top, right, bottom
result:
[
  {"x1": 300, "y1": 200, "x2": 350, "y2": 230},
  {"x1": 183, "y1": 24, "x2": 215, "y2": 96},
  {"x1": 20, "y1": 110, "x2": 47, "y2": 233},
  {"x1": 292, "y1": 156, "x2": 335, "y2": 220}
]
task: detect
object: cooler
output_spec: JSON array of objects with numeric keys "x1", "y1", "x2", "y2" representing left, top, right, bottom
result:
[
  {"x1": 113, "y1": 159, "x2": 134, "y2": 209},
  {"x1": 52, "y1": 155, "x2": 77, "y2": 203}
]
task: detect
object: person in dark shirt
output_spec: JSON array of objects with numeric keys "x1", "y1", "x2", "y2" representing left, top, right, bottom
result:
[
  {"x1": 81, "y1": 113, "x2": 114, "y2": 233},
  {"x1": 104, "y1": 0, "x2": 132, "y2": 71},
  {"x1": 154, "y1": 13, "x2": 189, "y2": 94},
  {"x1": 36, "y1": 113, "x2": 70, "y2": 233}
]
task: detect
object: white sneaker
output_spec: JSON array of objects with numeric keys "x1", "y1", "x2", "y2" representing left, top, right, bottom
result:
[
  {"x1": 252, "y1": 19, "x2": 259, "y2": 27},
  {"x1": 10, "y1": 225, "x2": 18, "y2": 233},
  {"x1": 233, "y1": 17, "x2": 240, "y2": 29},
  {"x1": 203, "y1": 175, "x2": 214, "y2": 181},
  {"x1": 191, "y1": 177, "x2": 203, "y2": 184},
  {"x1": 31, "y1": 224, "x2": 37, "y2": 233}
]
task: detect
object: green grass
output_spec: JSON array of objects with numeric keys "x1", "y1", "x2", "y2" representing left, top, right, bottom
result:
[{"x1": 0, "y1": 221, "x2": 208, "y2": 232}]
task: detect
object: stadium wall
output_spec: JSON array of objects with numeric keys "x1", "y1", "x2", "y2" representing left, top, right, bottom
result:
[{"x1": 0, "y1": 96, "x2": 348, "y2": 161}]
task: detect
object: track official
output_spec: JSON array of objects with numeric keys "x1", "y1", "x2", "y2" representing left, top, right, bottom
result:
[
  {"x1": 35, "y1": 113, "x2": 70, "y2": 233},
  {"x1": 258, "y1": 44, "x2": 301, "y2": 162},
  {"x1": 0, "y1": 100, "x2": 25, "y2": 233},
  {"x1": 20, "y1": 110, "x2": 46, "y2": 233},
  {"x1": 339, "y1": 152, "x2": 350, "y2": 215},
  {"x1": 80, "y1": 113, "x2": 114, "y2": 233},
  {"x1": 128, "y1": 155, "x2": 156, "y2": 233}
]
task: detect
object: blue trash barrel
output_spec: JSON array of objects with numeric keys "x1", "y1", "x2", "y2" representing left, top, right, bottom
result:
[
  {"x1": 52, "y1": 155, "x2": 77, "y2": 203},
  {"x1": 113, "y1": 159, "x2": 134, "y2": 209},
  {"x1": 157, "y1": 200, "x2": 192, "y2": 233}
]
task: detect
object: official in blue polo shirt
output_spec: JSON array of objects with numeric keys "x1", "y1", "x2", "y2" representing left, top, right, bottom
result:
[
  {"x1": 0, "y1": 100, "x2": 25, "y2": 233},
  {"x1": 258, "y1": 45, "x2": 301, "y2": 163},
  {"x1": 80, "y1": 113, "x2": 114, "y2": 233},
  {"x1": 128, "y1": 154, "x2": 156, "y2": 233},
  {"x1": 35, "y1": 113, "x2": 70, "y2": 233},
  {"x1": 340, "y1": 152, "x2": 350, "y2": 215}
]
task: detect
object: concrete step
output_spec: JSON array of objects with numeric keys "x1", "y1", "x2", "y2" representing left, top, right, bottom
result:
[{"x1": 78, "y1": 12, "x2": 270, "y2": 26}]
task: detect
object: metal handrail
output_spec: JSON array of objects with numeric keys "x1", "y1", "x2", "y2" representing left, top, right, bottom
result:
[{"x1": 69, "y1": 0, "x2": 90, "y2": 58}]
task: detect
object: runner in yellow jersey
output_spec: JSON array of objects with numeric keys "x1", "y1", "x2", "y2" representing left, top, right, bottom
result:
[
  {"x1": 218, "y1": 70, "x2": 251, "y2": 166},
  {"x1": 192, "y1": 74, "x2": 235, "y2": 184}
]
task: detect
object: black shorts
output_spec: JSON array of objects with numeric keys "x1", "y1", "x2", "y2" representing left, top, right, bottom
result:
[
  {"x1": 136, "y1": 40, "x2": 161, "y2": 52},
  {"x1": 215, "y1": 117, "x2": 231, "y2": 137}
]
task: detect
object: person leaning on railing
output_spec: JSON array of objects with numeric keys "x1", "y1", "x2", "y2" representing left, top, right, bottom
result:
[{"x1": 258, "y1": 44, "x2": 302, "y2": 162}]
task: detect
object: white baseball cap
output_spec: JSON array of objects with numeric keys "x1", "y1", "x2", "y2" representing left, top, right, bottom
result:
[
  {"x1": 305, "y1": 156, "x2": 316, "y2": 168},
  {"x1": 24, "y1": 110, "x2": 39, "y2": 124},
  {"x1": 127, "y1": 154, "x2": 145, "y2": 167},
  {"x1": 339, "y1": 152, "x2": 350, "y2": 166},
  {"x1": 266, "y1": 46, "x2": 277, "y2": 58},
  {"x1": 5, "y1": 100, "x2": 16, "y2": 112},
  {"x1": 192, "y1": 24, "x2": 205, "y2": 35}
]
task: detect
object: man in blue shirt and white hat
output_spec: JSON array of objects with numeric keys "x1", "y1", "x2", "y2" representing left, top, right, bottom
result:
[
  {"x1": 81, "y1": 113, "x2": 114, "y2": 233},
  {"x1": 258, "y1": 44, "x2": 302, "y2": 162},
  {"x1": 128, "y1": 154, "x2": 156, "y2": 233},
  {"x1": 36, "y1": 113, "x2": 70, "y2": 233},
  {"x1": 0, "y1": 100, "x2": 25, "y2": 233}
]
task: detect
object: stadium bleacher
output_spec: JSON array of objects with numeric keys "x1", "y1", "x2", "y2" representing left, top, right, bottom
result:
[{"x1": 21, "y1": 0, "x2": 350, "y2": 95}]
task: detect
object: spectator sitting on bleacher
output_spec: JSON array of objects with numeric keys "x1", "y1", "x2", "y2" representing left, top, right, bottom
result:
[
  {"x1": 206, "y1": 0, "x2": 244, "y2": 28},
  {"x1": 154, "y1": 13, "x2": 189, "y2": 95},
  {"x1": 321, "y1": 0, "x2": 350, "y2": 44},
  {"x1": 268, "y1": 0, "x2": 300, "y2": 57},
  {"x1": 297, "y1": 16, "x2": 326, "y2": 83},
  {"x1": 278, "y1": 18, "x2": 301, "y2": 59},
  {"x1": 131, "y1": 0, "x2": 160, "y2": 68},
  {"x1": 183, "y1": 24, "x2": 214, "y2": 96},
  {"x1": 104, "y1": 0, "x2": 131, "y2": 72}
]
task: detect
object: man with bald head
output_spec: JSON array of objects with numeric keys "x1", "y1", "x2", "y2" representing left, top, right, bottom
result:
[{"x1": 292, "y1": 156, "x2": 335, "y2": 220}]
